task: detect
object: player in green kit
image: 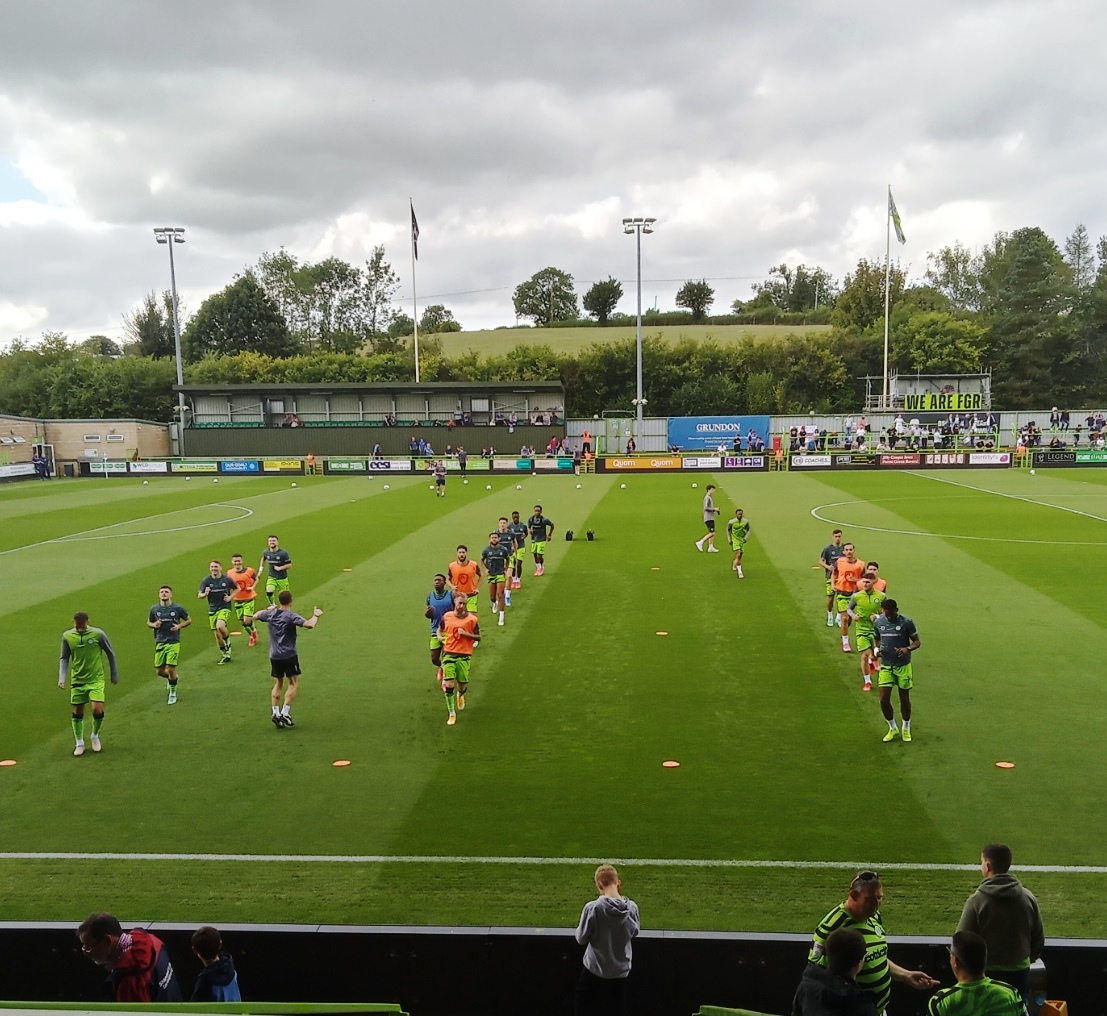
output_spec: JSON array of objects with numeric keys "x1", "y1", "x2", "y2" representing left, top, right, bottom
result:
[
  {"x1": 258, "y1": 534, "x2": 292, "y2": 605},
  {"x1": 148, "y1": 585, "x2": 191, "y2": 703},
  {"x1": 198, "y1": 560, "x2": 237, "y2": 664},
  {"x1": 508, "y1": 510, "x2": 528, "y2": 590},
  {"x1": 496, "y1": 518, "x2": 514, "y2": 606},
  {"x1": 58, "y1": 612, "x2": 119, "y2": 756},
  {"x1": 874, "y1": 599, "x2": 921, "y2": 742},
  {"x1": 815, "y1": 529, "x2": 845, "y2": 626},
  {"x1": 527, "y1": 504, "x2": 554, "y2": 576},
  {"x1": 481, "y1": 530, "x2": 513, "y2": 626},
  {"x1": 725, "y1": 509, "x2": 751, "y2": 578},
  {"x1": 847, "y1": 574, "x2": 886, "y2": 693}
]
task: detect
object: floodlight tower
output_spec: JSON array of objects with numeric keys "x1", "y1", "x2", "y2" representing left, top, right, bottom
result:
[
  {"x1": 153, "y1": 227, "x2": 188, "y2": 445},
  {"x1": 622, "y1": 217, "x2": 656, "y2": 424}
]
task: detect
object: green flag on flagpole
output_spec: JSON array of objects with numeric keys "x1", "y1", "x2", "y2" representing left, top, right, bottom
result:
[{"x1": 889, "y1": 190, "x2": 906, "y2": 245}]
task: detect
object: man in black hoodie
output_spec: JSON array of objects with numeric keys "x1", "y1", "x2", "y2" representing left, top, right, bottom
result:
[
  {"x1": 957, "y1": 843, "x2": 1043, "y2": 1005},
  {"x1": 190, "y1": 926, "x2": 242, "y2": 1002},
  {"x1": 794, "y1": 928, "x2": 877, "y2": 1016}
]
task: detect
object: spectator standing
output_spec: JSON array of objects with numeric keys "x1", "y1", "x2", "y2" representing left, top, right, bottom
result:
[
  {"x1": 78, "y1": 913, "x2": 181, "y2": 1002},
  {"x1": 928, "y1": 932, "x2": 1026, "y2": 1016},
  {"x1": 458, "y1": 446, "x2": 468, "y2": 475},
  {"x1": 575, "y1": 864, "x2": 639, "y2": 1016},
  {"x1": 625, "y1": 436, "x2": 636, "y2": 455},
  {"x1": 957, "y1": 843, "x2": 1043, "y2": 1004},
  {"x1": 793, "y1": 928, "x2": 876, "y2": 1016},
  {"x1": 305, "y1": 452, "x2": 316, "y2": 475},
  {"x1": 808, "y1": 871, "x2": 937, "y2": 1014},
  {"x1": 581, "y1": 429, "x2": 592, "y2": 456},
  {"x1": 190, "y1": 926, "x2": 242, "y2": 1002}
]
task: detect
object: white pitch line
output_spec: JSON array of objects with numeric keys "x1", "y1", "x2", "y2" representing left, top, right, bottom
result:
[
  {"x1": 911, "y1": 472, "x2": 1107, "y2": 525},
  {"x1": 0, "y1": 852, "x2": 1103, "y2": 873},
  {"x1": 0, "y1": 504, "x2": 254, "y2": 556},
  {"x1": 809, "y1": 498, "x2": 1107, "y2": 546}
]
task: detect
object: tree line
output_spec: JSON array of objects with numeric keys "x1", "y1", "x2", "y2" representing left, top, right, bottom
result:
[{"x1": 2, "y1": 223, "x2": 1106, "y2": 421}]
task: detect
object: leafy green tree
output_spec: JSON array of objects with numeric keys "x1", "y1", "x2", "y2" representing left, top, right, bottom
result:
[
  {"x1": 513, "y1": 267, "x2": 579, "y2": 326},
  {"x1": 675, "y1": 279, "x2": 715, "y2": 321},
  {"x1": 419, "y1": 304, "x2": 461, "y2": 333},
  {"x1": 360, "y1": 245, "x2": 401, "y2": 342},
  {"x1": 582, "y1": 277, "x2": 624, "y2": 325},
  {"x1": 892, "y1": 312, "x2": 988, "y2": 373},
  {"x1": 182, "y1": 275, "x2": 297, "y2": 362},
  {"x1": 750, "y1": 264, "x2": 836, "y2": 311},
  {"x1": 386, "y1": 313, "x2": 414, "y2": 338},
  {"x1": 924, "y1": 243, "x2": 982, "y2": 312},
  {"x1": 122, "y1": 291, "x2": 178, "y2": 358},
  {"x1": 831, "y1": 258, "x2": 908, "y2": 333},
  {"x1": 79, "y1": 335, "x2": 123, "y2": 357},
  {"x1": 1064, "y1": 223, "x2": 1095, "y2": 291}
]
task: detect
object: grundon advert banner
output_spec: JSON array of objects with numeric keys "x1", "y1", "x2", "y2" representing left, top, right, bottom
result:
[{"x1": 667, "y1": 416, "x2": 771, "y2": 451}]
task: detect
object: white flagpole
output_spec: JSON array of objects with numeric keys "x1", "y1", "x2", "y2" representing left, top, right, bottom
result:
[
  {"x1": 411, "y1": 200, "x2": 420, "y2": 384},
  {"x1": 882, "y1": 184, "x2": 892, "y2": 408}
]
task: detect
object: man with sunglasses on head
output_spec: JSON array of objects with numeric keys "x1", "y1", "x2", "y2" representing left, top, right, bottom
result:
[{"x1": 808, "y1": 871, "x2": 938, "y2": 1014}]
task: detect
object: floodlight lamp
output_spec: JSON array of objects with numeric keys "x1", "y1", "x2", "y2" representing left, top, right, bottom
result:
[
  {"x1": 644, "y1": 217, "x2": 656, "y2": 225},
  {"x1": 642, "y1": 226, "x2": 653, "y2": 235},
  {"x1": 155, "y1": 234, "x2": 167, "y2": 244},
  {"x1": 621, "y1": 218, "x2": 632, "y2": 225}
]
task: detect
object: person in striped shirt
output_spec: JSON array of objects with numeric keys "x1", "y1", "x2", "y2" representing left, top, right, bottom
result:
[
  {"x1": 928, "y1": 932, "x2": 1026, "y2": 1016},
  {"x1": 808, "y1": 871, "x2": 938, "y2": 1013}
]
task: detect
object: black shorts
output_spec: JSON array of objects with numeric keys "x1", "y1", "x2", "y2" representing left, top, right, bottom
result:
[
  {"x1": 704, "y1": 519, "x2": 715, "y2": 533},
  {"x1": 435, "y1": 476, "x2": 446, "y2": 486},
  {"x1": 271, "y1": 655, "x2": 301, "y2": 679}
]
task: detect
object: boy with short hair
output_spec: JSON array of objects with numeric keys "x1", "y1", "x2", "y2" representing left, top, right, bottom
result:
[{"x1": 190, "y1": 926, "x2": 242, "y2": 1002}]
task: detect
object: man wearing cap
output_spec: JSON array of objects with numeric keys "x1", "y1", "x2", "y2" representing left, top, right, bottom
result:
[
  {"x1": 808, "y1": 871, "x2": 938, "y2": 1014},
  {"x1": 957, "y1": 844, "x2": 1043, "y2": 1005},
  {"x1": 928, "y1": 931, "x2": 1026, "y2": 1016}
]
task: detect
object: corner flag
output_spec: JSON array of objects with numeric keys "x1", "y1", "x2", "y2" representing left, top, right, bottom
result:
[{"x1": 888, "y1": 190, "x2": 906, "y2": 245}]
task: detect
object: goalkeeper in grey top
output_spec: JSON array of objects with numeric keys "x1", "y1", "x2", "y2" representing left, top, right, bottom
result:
[{"x1": 695, "y1": 484, "x2": 722, "y2": 553}]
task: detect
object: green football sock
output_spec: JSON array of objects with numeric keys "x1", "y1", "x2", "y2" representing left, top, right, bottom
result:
[
  {"x1": 92, "y1": 714, "x2": 104, "y2": 734},
  {"x1": 71, "y1": 716, "x2": 84, "y2": 741},
  {"x1": 444, "y1": 690, "x2": 457, "y2": 712}
]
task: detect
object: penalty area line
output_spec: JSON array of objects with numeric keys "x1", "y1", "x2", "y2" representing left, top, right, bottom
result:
[{"x1": 0, "y1": 853, "x2": 1103, "y2": 873}]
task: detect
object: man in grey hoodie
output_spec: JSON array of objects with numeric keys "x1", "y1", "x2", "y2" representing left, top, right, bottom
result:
[
  {"x1": 575, "y1": 864, "x2": 640, "y2": 1016},
  {"x1": 957, "y1": 843, "x2": 1044, "y2": 1005}
]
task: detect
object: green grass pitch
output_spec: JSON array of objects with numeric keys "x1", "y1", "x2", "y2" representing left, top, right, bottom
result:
[{"x1": 2, "y1": 468, "x2": 1106, "y2": 936}]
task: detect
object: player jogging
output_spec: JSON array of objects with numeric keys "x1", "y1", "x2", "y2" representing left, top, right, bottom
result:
[
  {"x1": 228, "y1": 554, "x2": 259, "y2": 646},
  {"x1": 833, "y1": 544, "x2": 866, "y2": 653},
  {"x1": 433, "y1": 460, "x2": 447, "y2": 497},
  {"x1": 58, "y1": 612, "x2": 118, "y2": 756},
  {"x1": 438, "y1": 591, "x2": 480, "y2": 726},
  {"x1": 426, "y1": 574, "x2": 455, "y2": 686},
  {"x1": 447, "y1": 545, "x2": 481, "y2": 614},
  {"x1": 148, "y1": 586, "x2": 191, "y2": 704},
  {"x1": 247, "y1": 591, "x2": 322, "y2": 729},
  {"x1": 695, "y1": 484, "x2": 722, "y2": 552},
  {"x1": 726, "y1": 508, "x2": 751, "y2": 578},
  {"x1": 847, "y1": 574, "x2": 887, "y2": 692},
  {"x1": 527, "y1": 504, "x2": 555, "y2": 575},
  {"x1": 874, "y1": 599, "x2": 920, "y2": 743},
  {"x1": 482, "y1": 530, "x2": 512, "y2": 626},
  {"x1": 496, "y1": 518, "x2": 514, "y2": 605},
  {"x1": 258, "y1": 535, "x2": 292, "y2": 606},
  {"x1": 198, "y1": 561, "x2": 237, "y2": 664},
  {"x1": 816, "y1": 529, "x2": 846, "y2": 626},
  {"x1": 508, "y1": 510, "x2": 528, "y2": 589},
  {"x1": 864, "y1": 561, "x2": 888, "y2": 593}
]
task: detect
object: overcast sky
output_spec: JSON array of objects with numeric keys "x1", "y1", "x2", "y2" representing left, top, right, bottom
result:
[{"x1": 1, "y1": 0, "x2": 1104, "y2": 346}]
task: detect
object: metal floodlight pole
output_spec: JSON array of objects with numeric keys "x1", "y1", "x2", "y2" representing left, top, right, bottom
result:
[
  {"x1": 154, "y1": 227, "x2": 187, "y2": 451},
  {"x1": 623, "y1": 217, "x2": 656, "y2": 425}
]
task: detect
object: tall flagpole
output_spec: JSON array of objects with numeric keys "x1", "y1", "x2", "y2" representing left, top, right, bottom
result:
[
  {"x1": 410, "y1": 199, "x2": 421, "y2": 383},
  {"x1": 882, "y1": 184, "x2": 892, "y2": 408}
]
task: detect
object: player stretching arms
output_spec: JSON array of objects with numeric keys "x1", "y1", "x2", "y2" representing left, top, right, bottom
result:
[
  {"x1": 59, "y1": 612, "x2": 119, "y2": 756},
  {"x1": 258, "y1": 535, "x2": 292, "y2": 606},
  {"x1": 815, "y1": 530, "x2": 845, "y2": 626},
  {"x1": 847, "y1": 574, "x2": 886, "y2": 692},
  {"x1": 726, "y1": 508, "x2": 751, "y2": 578},
  {"x1": 148, "y1": 585, "x2": 191, "y2": 703},
  {"x1": 482, "y1": 531, "x2": 512, "y2": 626},
  {"x1": 873, "y1": 599, "x2": 920, "y2": 743},
  {"x1": 448, "y1": 545, "x2": 481, "y2": 615},
  {"x1": 438, "y1": 592, "x2": 480, "y2": 726},
  {"x1": 426, "y1": 574, "x2": 455, "y2": 686},
  {"x1": 832, "y1": 544, "x2": 866, "y2": 653},
  {"x1": 198, "y1": 561, "x2": 237, "y2": 664},
  {"x1": 508, "y1": 510, "x2": 528, "y2": 590},
  {"x1": 228, "y1": 554, "x2": 259, "y2": 647},
  {"x1": 528, "y1": 504, "x2": 555, "y2": 575}
]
